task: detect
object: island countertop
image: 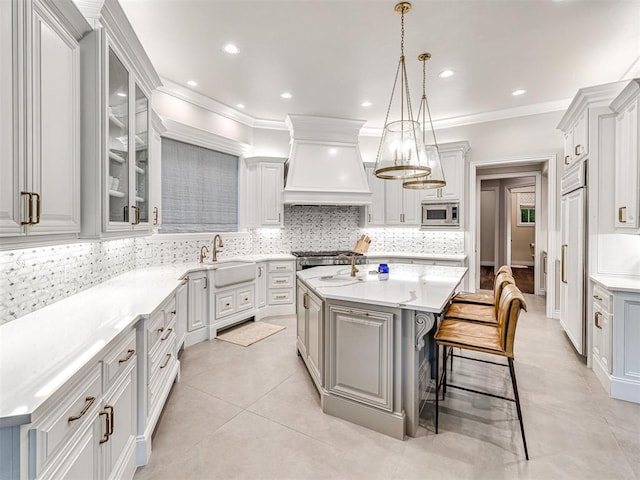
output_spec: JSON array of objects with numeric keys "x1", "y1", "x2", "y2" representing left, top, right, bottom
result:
[{"x1": 296, "y1": 263, "x2": 467, "y2": 313}]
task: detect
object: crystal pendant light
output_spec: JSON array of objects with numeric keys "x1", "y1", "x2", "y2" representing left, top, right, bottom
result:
[
  {"x1": 403, "y1": 53, "x2": 446, "y2": 189},
  {"x1": 374, "y1": 3, "x2": 430, "y2": 180}
]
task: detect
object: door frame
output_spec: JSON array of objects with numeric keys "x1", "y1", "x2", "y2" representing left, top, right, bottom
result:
[{"x1": 468, "y1": 154, "x2": 557, "y2": 319}]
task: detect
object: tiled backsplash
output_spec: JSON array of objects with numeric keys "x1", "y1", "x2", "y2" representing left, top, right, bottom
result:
[{"x1": 2, "y1": 206, "x2": 464, "y2": 324}]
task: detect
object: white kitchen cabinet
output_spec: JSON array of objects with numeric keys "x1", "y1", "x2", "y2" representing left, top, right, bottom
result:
[
  {"x1": 560, "y1": 185, "x2": 586, "y2": 355},
  {"x1": 562, "y1": 109, "x2": 589, "y2": 169},
  {"x1": 187, "y1": 271, "x2": 208, "y2": 333},
  {"x1": 79, "y1": 2, "x2": 161, "y2": 238},
  {"x1": 296, "y1": 280, "x2": 325, "y2": 390},
  {"x1": 0, "y1": 0, "x2": 90, "y2": 243},
  {"x1": 174, "y1": 278, "x2": 188, "y2": 351},
  {"x1": 421, "y1": 141, "x2": 469, "y2": 202},
  {"x1": 361, "y1": 166, "x2": 386, "y2": 227},
  {"x1": 610, "y1": 80, "x2": 640, "y2": 232},
  {"x1": 212, "y1": 283, "x2": 255, "y2": 325},
  {"x1": 244, "y1": 157, "x2": 285, "y2": 228},
  {"x1": 592, "y1": 284, "x2": 612, "y2": 376},
  {"x1": 256, "y1": 263, "x2": 267, "y2": 308},
  {"x1": 385, "y1": 178, "x2": 421, "y2": 226},
  {"x1": 148, "y1": 112, "x2": 165, "y2": 229},
  {"x1": 267, "y1": 261, "x2": 295, "y2": 307}
]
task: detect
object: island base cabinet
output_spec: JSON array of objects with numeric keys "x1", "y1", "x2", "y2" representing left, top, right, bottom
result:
[
  {"x1": 296, "y1": 280, "x2": 324, "y2": 390},
  {"x1": 327, "y1": 304, "x2": 394, "y2": 411}
]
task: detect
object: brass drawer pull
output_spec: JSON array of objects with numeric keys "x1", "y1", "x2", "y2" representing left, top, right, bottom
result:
[
  {"x1": 99, "y1": 410, "x2": 110, "y2": 444},
  {"x1": 160, "y1": 328, "x2": 173, "y2": 341},
  {"x1": 68, "y1": 396, "x2": 96, "y2": 422},
  {"x1": 160, "y1": 353, "x2": 172, "y2": 369},
  {"x1": 225, "y1": 303, "x2": 230, "y2": 307},
  {"x1": 593, "y1": 295, "x2": 603, "y2": 301},
  {"x1": 118, "y1": 349, "x2": 135, "y2": 364},
  {"x1": 275, "y1": 295, "x2": 287, "y2": 300},
  {"x1": 564, "y1": 155, "x2": 570, "y2": 165},
  {"x1": 182, "y1": 277, "x2": 189, "y2": 285},
  {"x1": 618, "y1": 206, "x2": 626, "y2": 223},
  {"x1": 244, "y1": 297, "x2": 249, "y2": 302},
  {"x1": 275, "y1": 279, "x2": 287, "y2": 284},
  {"x1": 594, "y1": 311, "x2": 602, "y2": 329},
  {"x1": 105, "y1": 405, "x2": 114, "y2": 436},
  {"x1": 561, "y1": 244, "x2": 568, "y2": 284},
  {"x1": 33, "y1": 192, "x2": 40, "y2": 224},
  {"x1": 275, "y1": 266, "x2": 287, "y2": 270},
  {"x1": 170, "y1": 309, "x2": 176, "y2": 316},
  {"x1": 303, "y1": 292, "x2": 308, "y2": 309},
  {"x1": 21, "y1": 192, "x2": 33, "y2": 225},
  {"x1": 574, "y1": 144, "x2": 582, "y2": 156},
  {"x1": 153, "y1": 206, "x2": 159, "y2": 225}
]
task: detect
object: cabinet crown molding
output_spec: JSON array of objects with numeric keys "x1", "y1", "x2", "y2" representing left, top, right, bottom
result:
[
  {"x1": 609, "y1": 79, "x2": 640, "y2": 113},
  {"x1": 557, "y1": 81, "x2": 627, "y2": 131}
]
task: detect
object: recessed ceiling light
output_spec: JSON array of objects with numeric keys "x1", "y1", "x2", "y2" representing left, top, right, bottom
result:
[
  {"x1": 280, "y1": 92, "x2": 292, "y2": 99},
  {"x1": 223, "y1": 43, "x2": 239, "y2": 55},
  {"x1": 236, "y1": 103, "x2": 245, "y2": 109},
  {"x1": 116, "y1": 92, "x2": 127, "y2": 98},
  {"x1": 439, "y1": 69, "x2": 455, "y2": 78},
  {"x1": 361, "y1": 101, "x2": 372, "y2": 107},
  {"x1": 512, "y1": 89, "x2": 527, "y2": 96},
  {"x1": 187, "y1": 80, "x2": 198, "y2": 87}
]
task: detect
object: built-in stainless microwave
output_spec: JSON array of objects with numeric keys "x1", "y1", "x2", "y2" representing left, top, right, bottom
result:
[{"x1": 421, "y1": 201, "x2": 460, "y2": 227}]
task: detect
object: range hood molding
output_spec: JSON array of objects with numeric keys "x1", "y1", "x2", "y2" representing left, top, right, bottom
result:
[{"x1": 283, "y1": 115, "x2": 372, "y2": 206}]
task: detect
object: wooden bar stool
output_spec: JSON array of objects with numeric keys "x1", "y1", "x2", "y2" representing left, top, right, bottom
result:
[
  {"x1": 434, "y1": 284, "x2": 529, "y2": 460},
  {"x1": 444, "y1": 271, "x2": 515, "y2": 326},
  {"x1": 452, "y1": 265, "x2": 513, "y2": 306}
]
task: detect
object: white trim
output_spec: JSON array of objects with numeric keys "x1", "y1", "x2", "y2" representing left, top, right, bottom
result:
[
  {"x1": 161, "y1": 117, "x2": 252, "y2": 157},
  {"x1": 144, "y1": 232, "x2": 250, "y2": 243},
  {"x1": 620, "y1": 55, "x2": 640, "y2": 81},
  {"x1": 470, "y1": 154, "x2": 556, "y2": 319}
]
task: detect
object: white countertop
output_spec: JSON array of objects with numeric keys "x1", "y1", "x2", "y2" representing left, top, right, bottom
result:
[
  {"x1": 297, "y1": 263, "x2": 467, "y2": 314},
  {"x1": 365, "y1": 252, "x2": 467, "y2": 261},
  {"x1": 591, "y1": 274, "x2": 640, "y2": 293},
  {"x1": 0, "y1": 255, "x2": 296, "y2": 427}
]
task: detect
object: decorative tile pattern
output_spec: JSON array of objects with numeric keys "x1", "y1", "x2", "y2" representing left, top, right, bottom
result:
[{"x1": 0, "y1": 240, "x2": 136, "y2": 325}]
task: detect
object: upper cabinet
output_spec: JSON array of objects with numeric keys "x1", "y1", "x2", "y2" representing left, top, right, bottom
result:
[
  {"x1": 79, "y1": 1, "x2": 161, "y2": 238},
  {"x1": 0, "y1": 0, "x2": 91, "y2": 245},
  {"x1": 562, "y1": 109, "x2": 589, "y2": 169},
  {"x1": 421, "y1": 141, "x2": 469, "y2": 202},
  {"x1": 244, "y1": 157, "x2": 285, "y2": 228},
  {"x1": 610, "y1": 80, "x2": 640, "y2": 233}
]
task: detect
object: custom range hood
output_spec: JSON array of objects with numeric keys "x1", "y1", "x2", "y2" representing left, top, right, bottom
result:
[{"x1": 283, "y1": 115, "x2": 372, "y2": 205}]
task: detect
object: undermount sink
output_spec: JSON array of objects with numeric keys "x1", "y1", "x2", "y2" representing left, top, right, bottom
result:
[{"x1": 213, "y1": 261, "x2": 257, "y2": 287}]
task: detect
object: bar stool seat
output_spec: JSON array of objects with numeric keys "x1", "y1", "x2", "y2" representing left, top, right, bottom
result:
[
  {"x1": 452, "y1": 265, "x2": 513, "y2": 306},
  {"x1": 434, "y1": 319, "x2": 504, "y2": 353}
]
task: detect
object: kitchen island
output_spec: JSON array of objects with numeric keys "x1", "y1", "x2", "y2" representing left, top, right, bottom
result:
[{"x1": 296, "y1": 263, "x2": 467, "y2": 440}]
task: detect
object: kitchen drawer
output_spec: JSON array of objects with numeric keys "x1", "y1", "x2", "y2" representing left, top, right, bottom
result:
[
  {"x1": 29, "y1": 363, "x2": 102, "y2": 471},
  {"x1": 149, "y1": 328, "x2": 176, "y2": 385},
  {"x1": 102, "y1": 329, "x2": 136, "y2": 391},
  {"x1": 593, "y1": 284, "x2": 612, "y2": 312},
  {"x1": 147, "y1": 297, "x2": 177, "y2": 351},
  {"x1": 268, "y1": 288, "x2": 294, "y2": 305},
  {"x1": 269, "y1": 273, "x2": 293, "y2": 289},
  {"x1": 148, "y1": 339, "x2": 177, "y2": 411},
  {"x1": 237, "y1": 286, "x2": 255, "y2": 312},
  {"x1": 269, "y1": 261, "x2": 294, "y2": 273},
  {"x1": 216, "y1": 291, "x2": 236, "y2": 319}
]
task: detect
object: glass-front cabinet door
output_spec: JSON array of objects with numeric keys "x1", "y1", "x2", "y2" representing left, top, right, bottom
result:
[
  {"x1": 107, "y1": 47, "x2": 130, "y2": 226},
  {"x1": 106, "y1": 46, "x2": 151, "y2": 230},
  {"x1": 134, "y1": 84, "x2": 149, "y2": 226}
]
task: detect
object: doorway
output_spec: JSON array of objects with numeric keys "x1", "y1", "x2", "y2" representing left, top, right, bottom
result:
[
  {"x1": 507, "y1": 184, "x2": 536, "y2": 294},
  {"x1": 469, "y1": 154, "x2": 557, "y2": 319}
]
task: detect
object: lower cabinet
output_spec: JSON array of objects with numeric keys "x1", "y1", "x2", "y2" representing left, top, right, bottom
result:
[
  {"x1": 592, "y1": 284, "x2": 612, "y2": 375},
  {"x1": 28, "y1": 329, "x2": 138, "y2": 480},
  {"x1": 256, "y1": 262, "x2": 267, "y2": 308},
  {"x1": 187, "y1": 271, "x2": 208, "y2": 332},
  {"x1": 296, "y1": 281, "x2": 325, "y2": 389},
  {"x1": 267, "y1": 261, "x2": 295, "y2": 307},
  {"x1": 174, "y1": 278, "x2": 188, "y2": 351},
  {"x1": 327, "y1": 303, "x2": 394, "y2": 411},
  {"x1": 212, "y1": 283, "x2": 255, "y2": 329}
]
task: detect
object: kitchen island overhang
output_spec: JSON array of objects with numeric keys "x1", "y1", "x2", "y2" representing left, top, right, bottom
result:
[{"x1": 295, "y1": 263, "x2": 468, "y2": 439}]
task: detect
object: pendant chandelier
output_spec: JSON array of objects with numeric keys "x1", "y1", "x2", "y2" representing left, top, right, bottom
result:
[
  {"x1": 374, "y1": 2, "x2": 431, "y2": 180},
  {"x1": 403, "y1": 53, "x2": 446, "y2": 190}
]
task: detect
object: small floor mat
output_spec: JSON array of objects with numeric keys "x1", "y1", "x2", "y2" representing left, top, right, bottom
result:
[{"x1": 216, "y1": 321, "x2": 285, "y2": 347}]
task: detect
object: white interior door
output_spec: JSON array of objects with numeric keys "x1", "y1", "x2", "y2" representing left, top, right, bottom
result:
[{"x1": 560, "y1": 187, "x2": 585, "y2": 355}]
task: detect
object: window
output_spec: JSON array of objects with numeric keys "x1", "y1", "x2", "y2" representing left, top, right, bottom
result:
[
  {"x1": 161, "y1": 138, "x2": 238, "y2": 233},
  {"x1": 519, "y1": 206, "x2": 535, "y2": 225}
]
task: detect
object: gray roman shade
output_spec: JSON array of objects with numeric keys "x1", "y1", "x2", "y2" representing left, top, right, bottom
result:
[{"x1": 161, "y1": 138, "x2": 238, "y2": 232}]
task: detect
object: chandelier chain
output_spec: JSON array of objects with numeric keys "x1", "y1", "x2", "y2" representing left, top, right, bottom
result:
[{"x1": 422, "y1": 59, "x2": 440, "y2": 151}]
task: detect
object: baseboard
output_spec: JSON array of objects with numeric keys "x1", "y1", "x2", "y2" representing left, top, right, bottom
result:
[
  {"x1": 611, "y1": 376, "x2": 640, "y2": 404},
  {"x1": 592, "y1": 356, "x2": 611, "y2": 396},
  {"x1": 480, "y1": 261, "x2": 495, "y2": 267}
]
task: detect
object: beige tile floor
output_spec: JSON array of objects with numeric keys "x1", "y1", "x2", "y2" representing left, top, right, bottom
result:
[{"x1": 134, "y1": 295, "x2": 639, "y2": 480}]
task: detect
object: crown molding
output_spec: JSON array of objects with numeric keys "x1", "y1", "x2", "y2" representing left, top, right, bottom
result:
[
  {"x1": 557, "y1": 81, "x2": 627, "y2": 130},
  {"x1": 609, "y1": 79, "x2": 640, "y2": 113},
  {"x1": 40, "y1": 0, "x2": 92, "y2": 40},
  {"x1": 161, "y1": 117, "x2": 253, "y2": 157}
]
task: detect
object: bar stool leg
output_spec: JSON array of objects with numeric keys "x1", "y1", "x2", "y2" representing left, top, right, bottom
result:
[
  {"x1": 508, "y1": 357, "x2": 529, "y2": 460},
  {"x1": 442, "y1": 345, "x2": 447, "y2": 399},
  {"x1": 435, "y1": 342, "x2": 439, "y2": 434}
]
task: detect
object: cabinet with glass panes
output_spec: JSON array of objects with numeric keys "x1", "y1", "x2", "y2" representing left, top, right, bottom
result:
[{"x1": 79, "y1": 1, "x2": 160, "y2": 238}]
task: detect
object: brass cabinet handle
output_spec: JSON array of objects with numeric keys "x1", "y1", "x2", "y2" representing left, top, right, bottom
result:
[
  {"x1": 594, "y1": 311, "x2": 602, "y2": 329},
  {"x1": 21, "y1": 192, "x2": 33, "y2": 225},
  {"x1": 244, "y1": 297, "x2": 249, "y2": 302},
  {"x1": 68, "y1": 396, "x2": 96, "y2": 422},
  {"x1": 618, "y1": 206, "x2": 626, "y2": 223},
  {"x1": 275, "y1": 279, "x2": 286, "y2": 284},
  {"x1": 278, "y1": 213, "x2": 281, "y2": 223},
  {"x1": 182, "y1": 277, "x2": 189, "y2": 285},
  {"x1": 99, "y1": 410, "x2": 110, "y2": 444},
  {"x1": 564, "y1": 155, "x2": 570, "y2": 165},
  {"x1": 225, "y1": 303, "x2": 230, "y2": 307},
  {"x1": 170, "y1": 309, "x2": 176, "y2": 316},
  {"x1": 368, "y1": 213, "x2": 372, "y2": 222},
  {"x1": 275, "y1": 266, "x2": 287, "y2": 270},
  {"x1": 561, "y1": 244, "x2": 568, "y2": 284},
  {"x1": 160, "y1": 353, "x2": 172, "y2": 369},
  {"x1": 123, "y1": 205, "x2": 128, "y2": 222},
  {"x1": 33, "y1": 192, "x2": 40, "y2": 224},
  {"x1": 118, "y1": 349, "x2": 135, "y2": 364},
  {"x1": 160, "y1": 328, "x2": 173, "y2": 341},
  {"x1": 593, "y1": 295, "x2": 603, "y2": 301},
  {"x1": 204, "y1": 276, "x2": 208, "y2": 289},
  {"x1": 105, "y1": 404, "x2": 114, "y2": 436},
  {"x1": 153, "y1": 206, "x2": 159, "y2": 225},
  {"x1": 303, "y1": 292, "x2": 309, "y2": 309},
  {"x1": 258, "y1": 267, "x2": 262, "y2": 277},
  {"x1": 131, "y1": 205, "x2": 140, "y2": 225},
  {"x1": 275, "y1": 295, "x2": 287, "y2": 300},
  {"x1": 574, "y1": 144, "x2": 582, "y2": 156},
  {"x1": 346, "y1": 309, "x2": 371, "y2": 317}
]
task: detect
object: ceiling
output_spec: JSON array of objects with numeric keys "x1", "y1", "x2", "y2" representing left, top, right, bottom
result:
[{"x1": 119, "y1": 0, "x2": 640, "y2": 130}]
